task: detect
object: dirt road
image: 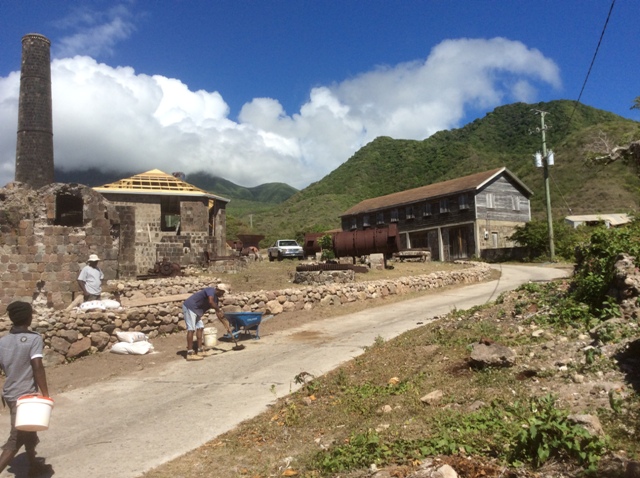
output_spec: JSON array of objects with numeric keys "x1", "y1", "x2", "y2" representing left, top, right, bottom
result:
[{"x1": 0, "y1": 264, "x2": 569, "y2": 478}]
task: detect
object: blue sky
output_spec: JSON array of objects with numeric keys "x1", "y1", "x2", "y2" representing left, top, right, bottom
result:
[{"x1": 0, "y1": 0, "x2": 638, "y2": 189}]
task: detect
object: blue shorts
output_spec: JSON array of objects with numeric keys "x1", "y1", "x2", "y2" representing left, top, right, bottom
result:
[{"x1": 182, "y1": 306, "x2": 204, "y2": 331}]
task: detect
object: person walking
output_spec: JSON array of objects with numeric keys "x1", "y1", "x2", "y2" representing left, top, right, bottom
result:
[
  {"x1": 182, "y1": 284, "x2": 232, "y2": 361},
  {"x1": 0, "y1": 301, "x2": 51, "y2": 476},
  {"x1": 77, "y1": 254, "x2": 104, "y2": 302}
]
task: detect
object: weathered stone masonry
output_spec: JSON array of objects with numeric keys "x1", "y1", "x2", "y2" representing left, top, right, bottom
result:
[
  {"x1": 0, "y1": 262, "x2": 493, "y2": 365},
  {"x1": 0, "y1": 182, "x2": 136, "y2": 314},
  {"x1": 15, "y1": 34, "x2": 54, "y2": 189}
]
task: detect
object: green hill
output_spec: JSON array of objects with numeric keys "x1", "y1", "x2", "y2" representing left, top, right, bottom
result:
[
  {"x1": 235, "y1": 100, "x2": 640, "y2": 247},
  {"x1": 186, "y1": 173, "x2": 298, "y2": 203}
]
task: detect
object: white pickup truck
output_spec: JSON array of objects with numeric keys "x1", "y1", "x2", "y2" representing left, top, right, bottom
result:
[{"x1": 267, "y1": 239, "x2": 304, "y2": 261}]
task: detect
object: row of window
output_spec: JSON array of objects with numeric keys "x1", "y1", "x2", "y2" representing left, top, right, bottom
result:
[
  {"x1": 349, "y1": 195, "x2": 472, "y2": 229},
  {"x1": 347, "y1": 193, "x2": 523, "y2": 229}
]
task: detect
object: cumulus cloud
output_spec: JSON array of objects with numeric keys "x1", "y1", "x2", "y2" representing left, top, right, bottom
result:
[{"x1": 0, "y1": 37, "x2": 561, "y2": 189}]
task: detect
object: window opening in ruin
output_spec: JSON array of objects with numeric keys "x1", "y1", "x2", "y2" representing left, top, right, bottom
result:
[
  {"x1": 54, "y1": 194, "x2": 83, "y2": 226},
  {"x1": 376, "y1": 212, "x2": 385, "y2": 225},
  {"x1": 161, "y1": 196, "x2": 181, "y2": 231},
  {"x1": 363, "y1": 214, "x2": 370, "y2": 227}
]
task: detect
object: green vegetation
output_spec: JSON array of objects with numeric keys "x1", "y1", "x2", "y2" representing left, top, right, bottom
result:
[
  {"x1": 143, "y1": 222, "x2": 640, "y2": 477},
  {"x1": 509, "y1": 219, "x2": 589, "y2": 261},
  {"x1": 312, "y1": 395, "x2": 607, "y2": 474},
  {"x1": 572, "y1": 219, "x2": 640, "y2": 313},
  {"x1": 219, "y1": 100, "x2": 640, "y2": 246}
]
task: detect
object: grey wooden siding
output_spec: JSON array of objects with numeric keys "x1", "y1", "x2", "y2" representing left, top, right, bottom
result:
[{"x1": 475, "y1": 177, "x2": 530, "y2": 222}]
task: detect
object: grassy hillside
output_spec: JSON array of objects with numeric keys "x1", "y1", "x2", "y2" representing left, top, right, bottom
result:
[
  {"x1": 232, "y1": 100, "x2": 640, "y2": 247},
  {"x1": 187, "y1": 172, "x2": 298, "y2": 203}
]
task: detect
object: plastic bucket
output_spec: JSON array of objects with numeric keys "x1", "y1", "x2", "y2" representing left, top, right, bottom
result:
[
  {"x1": 15, "y1": 395, "x2": 54, "y2": 431},
  {"x1": 203, "y1": 327, "x2": 217, "y2": 348}
]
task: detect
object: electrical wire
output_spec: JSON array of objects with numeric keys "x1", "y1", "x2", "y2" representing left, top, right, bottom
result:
[
  {"x1": 559, "y1": 0, "x2": 617, "y2": 141},
  {"x1": 547, "y1": 0, "x2": 616, "y2": 215}
]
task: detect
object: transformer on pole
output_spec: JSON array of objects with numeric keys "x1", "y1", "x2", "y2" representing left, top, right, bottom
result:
[{"x1": 531, "y1": 110, "x2": 555, "y2": 261}]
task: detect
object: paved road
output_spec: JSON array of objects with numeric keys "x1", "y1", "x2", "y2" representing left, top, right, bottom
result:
[{"x1": 0, "y1": 264, "x2": 569, "y2": 478}]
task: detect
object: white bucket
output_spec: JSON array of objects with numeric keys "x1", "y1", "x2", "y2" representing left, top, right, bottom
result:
[
  {"x1": 15, "y1": 395, "x2": 54, "y2": 431},
  {"x1": 203, "y1": 327, "x2": 217, "y2": 348}
]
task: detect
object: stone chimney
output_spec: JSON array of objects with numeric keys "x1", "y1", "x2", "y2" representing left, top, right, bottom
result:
[{"x1": 15, "y1": 33, "x2": 54, "y2": 189}]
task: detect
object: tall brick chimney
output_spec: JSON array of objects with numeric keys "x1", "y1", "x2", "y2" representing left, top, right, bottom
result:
[{"x1": 15, "y1": 33, "x2": 54, "y2": 189}]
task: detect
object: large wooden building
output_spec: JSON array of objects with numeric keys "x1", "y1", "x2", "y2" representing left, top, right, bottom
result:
[{"x1": 339, "y1": 167, "x2": 533, "y2": 261}]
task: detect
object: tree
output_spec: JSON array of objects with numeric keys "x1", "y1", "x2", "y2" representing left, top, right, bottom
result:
[{"x1": 583, "y1": 130, "x2": 640, "y2": 175}]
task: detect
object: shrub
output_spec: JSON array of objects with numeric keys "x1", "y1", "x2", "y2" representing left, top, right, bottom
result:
[
  {"x1": 509, "y1": 219, "x2": 581, "y2": 261},
  {"x1": 572, "y1": 219, "x2": 640, "y2": 312}
]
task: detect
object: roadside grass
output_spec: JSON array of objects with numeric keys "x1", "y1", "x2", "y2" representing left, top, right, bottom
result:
[{"x1": 141, "y1": 278, "x2": 639, "y2": 478}]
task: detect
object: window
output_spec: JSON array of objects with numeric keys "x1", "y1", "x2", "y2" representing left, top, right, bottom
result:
[
  {"x1": 390, "y1": 208, "x2": 399, "y2": 222},
  {"x1": 439, "y1": 198, "x2": 449, "y2": 213},
  {"x1": 376, "y1": 212, "x2": 385, "y2": 225},
  {"x1": 423, "y1": 203, "x2": 432, "y2": 217},
  {"x1": 459, "y1": 194, "x2": 470, "y2": 210},
  {"x1": 161, "y1": 196, "x2": 181, "y2": 231},
  {"x1": 405, "y1": 205, "x2": 415, "y2": 219},
  {"x1": 511, "y1": 196, "x2": 520, "y2": 211},
  {"x1": 363, "y1": 214, "x2": 370, "y2": 227},
  {"x1": 350, "y1": 217, "x2": 357, "y2": 230},
  {"x1": 486, "y1": 193, "x2": 495, "y2": 209},
  {"x1": 54, "y1": 194, "x2": 83, "y2": 227}
]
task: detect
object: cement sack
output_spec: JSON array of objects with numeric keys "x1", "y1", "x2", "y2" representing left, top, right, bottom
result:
[
  {"x1": 110, "y1": 341, "x2": 154, "y2": 355},
  {"x1": 79, "y1": 299, "x2": 121, "y2": 312},
  {"x1": 116, "y1": 331, "x2": 147, "y2": 343}
]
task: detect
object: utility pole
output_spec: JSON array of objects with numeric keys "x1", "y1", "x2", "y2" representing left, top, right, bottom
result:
[{"x1": 532, "y1": 110, "x2": 555, "y2": 261}]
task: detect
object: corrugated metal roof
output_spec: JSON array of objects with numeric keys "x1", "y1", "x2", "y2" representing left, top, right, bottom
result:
[
  {"x1": 93, "y1": 169, "x2": 230, "y2": 202},
  {"x1": 341, "y1": 167, "x2": 532, "y2": 217},
  {"x1": 565, "y1": 213, "x2": 631, "y2": 227}
]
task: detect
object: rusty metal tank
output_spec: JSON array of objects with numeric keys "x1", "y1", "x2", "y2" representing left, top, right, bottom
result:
[
  {"x1": 302, "y1": 232, "x2": 326, "y2": 257},
  {"x1": 333, "y1": 224, "x2": 400, "y2": 258}
]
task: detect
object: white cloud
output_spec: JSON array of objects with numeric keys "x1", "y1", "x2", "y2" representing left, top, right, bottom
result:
[
  {"x1": 53, "y1": 4, "x2": 136, "y2": 58},
  {"x1": 0, "y1": 37, "x2": 561, "y2": 189}
]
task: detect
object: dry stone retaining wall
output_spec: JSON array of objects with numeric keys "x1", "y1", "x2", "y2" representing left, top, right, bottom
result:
[{"x1": 0, "y1": 262, "x2": 493, "y2": 365}]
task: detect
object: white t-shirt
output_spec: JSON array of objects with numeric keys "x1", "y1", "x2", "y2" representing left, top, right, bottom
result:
[{"x1": 78, "y1": 265, "x2": 104, "y2": 295}]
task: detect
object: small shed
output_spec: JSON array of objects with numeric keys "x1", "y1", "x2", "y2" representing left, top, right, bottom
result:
[
  {"x1": 564, "y1": 213, "x2": 632, "y2": 229},
  {"x1": 94, "y1": 169, "x2": 230, "y2": 274}
]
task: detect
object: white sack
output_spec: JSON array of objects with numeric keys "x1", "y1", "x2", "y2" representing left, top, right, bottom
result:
[
  {"x1": 110, "y1": 341, "x2": 154, "y2": 355},
  {"x1": 116, "y1": 331, "x2": 148, "y2": 343}
]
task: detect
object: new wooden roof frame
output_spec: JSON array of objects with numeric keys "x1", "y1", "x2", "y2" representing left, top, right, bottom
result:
[{"x1": 93, "y1": 169, "x2": 230, "y2": 202}]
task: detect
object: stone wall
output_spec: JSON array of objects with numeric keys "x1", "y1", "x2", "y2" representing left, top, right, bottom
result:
[
  {"x1": 0, "y1": 261, "x2": 493, "y2": 364},
  {"x1": 99, "y1": 194, "x2": 220, "y2": 274},
  {"x1": 0, "y1": 183, "x2": 129, "y2": 314}
]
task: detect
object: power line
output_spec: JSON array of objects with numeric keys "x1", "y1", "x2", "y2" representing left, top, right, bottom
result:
[
  {"x1": 547, "y1": 0, "x2": 616, "y2": 221},
  {"x1": 561, "y1": 0, "x2": 617, "y2": 140}
]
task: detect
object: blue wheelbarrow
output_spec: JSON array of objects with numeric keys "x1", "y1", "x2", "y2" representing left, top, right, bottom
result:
[{"x1": 223, "y1": 312, "x2": 272, "y2": 340}]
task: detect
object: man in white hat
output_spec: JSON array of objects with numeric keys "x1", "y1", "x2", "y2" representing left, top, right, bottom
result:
[
  {"x1": 182, "y1": 283, "x2": 232, "y2": 361},
  {"x1": 77, "y1": 254, "x2": 104, "y2": 302}
]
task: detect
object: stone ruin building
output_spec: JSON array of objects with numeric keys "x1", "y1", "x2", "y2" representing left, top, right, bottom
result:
[{"x1": 1, "y1": 33, "x2": 230, "y2": 314}]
